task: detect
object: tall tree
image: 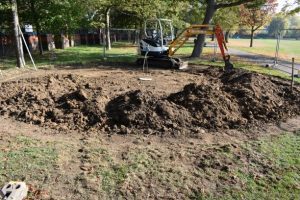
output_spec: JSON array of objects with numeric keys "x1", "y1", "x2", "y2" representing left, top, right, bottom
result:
[
  {"x1": 286, "y1": 15, "x2": 300, "y2": 38},
  {"x1": 240, "y1": 0, "x2": 276, "y2": 47},
  {"x1": 0, "y1": 1, "x2": 12, "y2": 32},
  {"x1": 18, "y1": 0, "x2": 51, "y2": 54},
  {"x1": 17, "y1": 0, "x2": 87, "y2": 52},
  {"x1": 11, "y1": 0, "x2": 25, "y2": 68},
  {"x1": 268, "y1": 15, "x2": 288, "y2": 37},
  {"x1": 191, "y1": 0, "x2": 266, "y2": 57},
  {"x1": 283, "y1": 0, "x2": 300, "y2": 15},
  {"x1": 213, "y1": 6, "x2": 240, "y2": 42}
]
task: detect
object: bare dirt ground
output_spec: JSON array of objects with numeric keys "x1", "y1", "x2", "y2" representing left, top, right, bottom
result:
[{"x1": 0, "y1": 65, "x2": 299, "y2": 199}]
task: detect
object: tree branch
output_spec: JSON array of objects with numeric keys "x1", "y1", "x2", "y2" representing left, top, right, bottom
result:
[
  {"x1": 215, "y1": 0, "x2": 254, "y2": 9},
  {"x1": 254, "y1": 25, "x2": 262, "y2": 31}
]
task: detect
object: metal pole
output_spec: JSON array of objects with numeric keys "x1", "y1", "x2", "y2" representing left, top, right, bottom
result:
[
  {"x1": 103, "y1": 33, "x2": 106, "y2": 60},
  {"x1": 1, "y1": 36, "x2": 4, "y2": 57},
  {"x1": 274, "y1": 31, "x2": 280, "y2": 67},
  {"x1": 291, "y1": 58, "x2": 295, "y2": 91},
  {"x1": 18, "y1": 25, "x2": 37, "y2": 70}
]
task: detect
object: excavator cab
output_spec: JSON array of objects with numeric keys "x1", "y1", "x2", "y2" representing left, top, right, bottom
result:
[
  {"x1": 140, "y1": 19, "x2": 174, "y2": 57},
  {"x1": 138, "y1": 19, "x2": 185, "y2": 68}
]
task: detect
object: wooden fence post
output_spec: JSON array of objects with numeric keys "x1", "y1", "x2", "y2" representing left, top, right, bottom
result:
[{"x1": 291, "y1": 58, "x2": 295, "y2": 92}]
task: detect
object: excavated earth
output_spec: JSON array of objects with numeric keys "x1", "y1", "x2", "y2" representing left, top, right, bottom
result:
[{"x1": 0, "y1": 67, "x2": 299, "y2": 136}]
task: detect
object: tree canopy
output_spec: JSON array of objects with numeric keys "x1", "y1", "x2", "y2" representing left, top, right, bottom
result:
[{"x1": 2, "y1": 0, "x2": 293, "y2": 57}]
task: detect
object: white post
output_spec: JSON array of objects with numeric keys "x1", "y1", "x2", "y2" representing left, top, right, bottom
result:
[
  {"x1": 274, "y1": 31, "x2": 281, "y2": 67},
  {"x1": 18, "y1": 25, "x2": 37, "y2": 70}
]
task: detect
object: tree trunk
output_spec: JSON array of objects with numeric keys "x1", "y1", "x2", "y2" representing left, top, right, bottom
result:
[
  {"x1": 99, "y1": 28, "x2": 102, "y2": 45},
  {"x1": 225, "y1": 30, "x2": 230, "y2": 43},
  {"x1": 250, "y1": 26, "x2": 254, "y2": 47},
  {"x1": 11, "y1": 0, "x2": 25, "y2": 68},
  {"x1": 92, "y1": 33, "x2": 95, "y2": 45},
  {"x1": 191, "y1": 0, "x2": 216, "y2": 58},
  {"x1": 36, "y1": 26, "x2": 44, "y2": 55},
  {"x1": 30, "y1": 0, "x2": 43, "y2": 55},
  {"x1": 128, "y1": 30, "x2": 131, "y2": 42},
  {"x1": 85, "y1": 33, "x2": 88, "y2": 45},
  {"x1": 105, "y1": 8, "x2": 111, "y2": 50},
  {"x1": 211, "y1": 33, "x2": 215, "y2": 41}
]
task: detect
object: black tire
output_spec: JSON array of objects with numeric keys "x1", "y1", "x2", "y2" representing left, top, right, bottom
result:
[{"x1": 136, "y1": 58, "x2": 143, "y2": 66}]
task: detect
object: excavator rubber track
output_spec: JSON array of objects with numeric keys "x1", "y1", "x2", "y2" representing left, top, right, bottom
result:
[{"x1": 136, "y1": 56, "x2": 188, "y2": 70}]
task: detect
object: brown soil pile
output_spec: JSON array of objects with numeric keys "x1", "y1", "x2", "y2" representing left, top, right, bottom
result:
[
  {"x1": 221, "y1": 71, "x2": 300, "y2": 124},
  {"x1": 0, "y1": 69, "x2": 299, "y2": 135},
  {"x1": 106, "y1": 90, "x2": 193, "y2": 135},
  {"x1": 0, "y1": 74, "x2": 106, "y2": 131},
  {"x1": 167, "y1": 83, "x2": 246, "y2": 129}
]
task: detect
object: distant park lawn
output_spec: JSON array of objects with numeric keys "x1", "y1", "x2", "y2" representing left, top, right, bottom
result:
[{"x1": 228, "y1": 38, "x2": 300, "y2": 62}]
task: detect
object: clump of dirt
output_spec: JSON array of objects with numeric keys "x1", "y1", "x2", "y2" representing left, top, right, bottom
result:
[
  {"x1": 0, "y1": 74, "x2": 106, "y2": 131},
  {"x1": 106, "y1": 90, "x2": 194, "y2": 135},
  {"x1": 168, "y1": 83, "x2": 246, "y2": 129},
  {"x1": 221, "y1": 70, "x2": 300, "y2": 124}
]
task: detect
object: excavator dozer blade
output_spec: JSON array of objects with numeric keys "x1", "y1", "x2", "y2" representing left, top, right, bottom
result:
[{"x1": 136, "y1": 57, "x2": 188, "y2": 70}]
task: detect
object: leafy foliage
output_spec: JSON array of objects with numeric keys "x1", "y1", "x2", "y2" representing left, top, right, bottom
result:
[
  {"x1": 268, "y1": 15, "x2": 288, "y2": 37},
  {"x1": 240, "y1": 0, "x2": 276, "y2": 31}
]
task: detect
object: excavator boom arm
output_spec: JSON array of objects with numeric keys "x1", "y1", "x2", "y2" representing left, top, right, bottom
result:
[{"x1": 168, "y1": 24, "x2": 229, "y2": 61}]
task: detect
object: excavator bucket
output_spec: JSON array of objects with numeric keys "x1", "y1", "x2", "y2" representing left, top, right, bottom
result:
[
  {"x1": 224, "y1": 55, "x2": 234, "y2": 72},
  {"x1": 179, "y1": 61, "x2": 189, "y2": 70}
]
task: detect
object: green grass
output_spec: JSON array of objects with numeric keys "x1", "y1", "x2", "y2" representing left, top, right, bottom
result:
[
  {"x1": 1, "y1": 41, "x2": 299, "y2": 84},
  {"x1": 0, "y1": 136, "x2": 58, "y2": 183},
  {"x1": 230, "y1": 133, "x2": 300, "y2": 200},
  {"x1": 228, "y1": 38, "x2": 300, "y2": 61},
  {"x1": 0, "y1": 42, "x2": 138, "y2": 70},
  {"x1": 175, "y1": 42, "x2": 214, "y2": 55},
  {"x1": 191, "y1": 133, "x2": 300, "y2": 200}
]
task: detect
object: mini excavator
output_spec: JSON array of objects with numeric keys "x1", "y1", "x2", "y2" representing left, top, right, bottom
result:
[{"x1": 136, "y1": 18, "x2": 233, "y2": 71}]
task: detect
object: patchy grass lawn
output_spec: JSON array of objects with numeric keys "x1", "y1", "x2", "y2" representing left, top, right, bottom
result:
[
  {"x1": 228, "y1": 38, "x2": 300, "y2": 61},
  {"x1": 221, "y1": 133, "x2": 300, "y2": 200},
  {"x1": 0, "y1": 136, "x2": 58, "y2": 184},
  {"x1": 0, "y1": 117, "x2": 299, "y2": 199},
  {"x1": 87, "y1": 133, "x2": 300, "y2": 199}
]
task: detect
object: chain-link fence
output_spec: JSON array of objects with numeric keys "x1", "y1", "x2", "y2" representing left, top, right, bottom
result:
[{"x1": 273, "y1": 29, "x2": 300, "y2": 75}]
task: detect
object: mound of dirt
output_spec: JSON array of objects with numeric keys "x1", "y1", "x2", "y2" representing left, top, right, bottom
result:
[
  {"x1": 221, "y1": 71, "x2": 300, "y2": 124},
  {"x1": 168, "y1": 83, "x2": 246, "y2": 129},
  {"x1": 104, "y1": 69, "x2": 300, "y2": 133},
  {"x1": 106, "y1": 90, "x2": 194, "y2": 135},
  {"x1": 0, "y1": 69, "x2": 299, "y2": 135},
  {"x1": 0, "y1": 74, "x2": 106, "y2": 131}
]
